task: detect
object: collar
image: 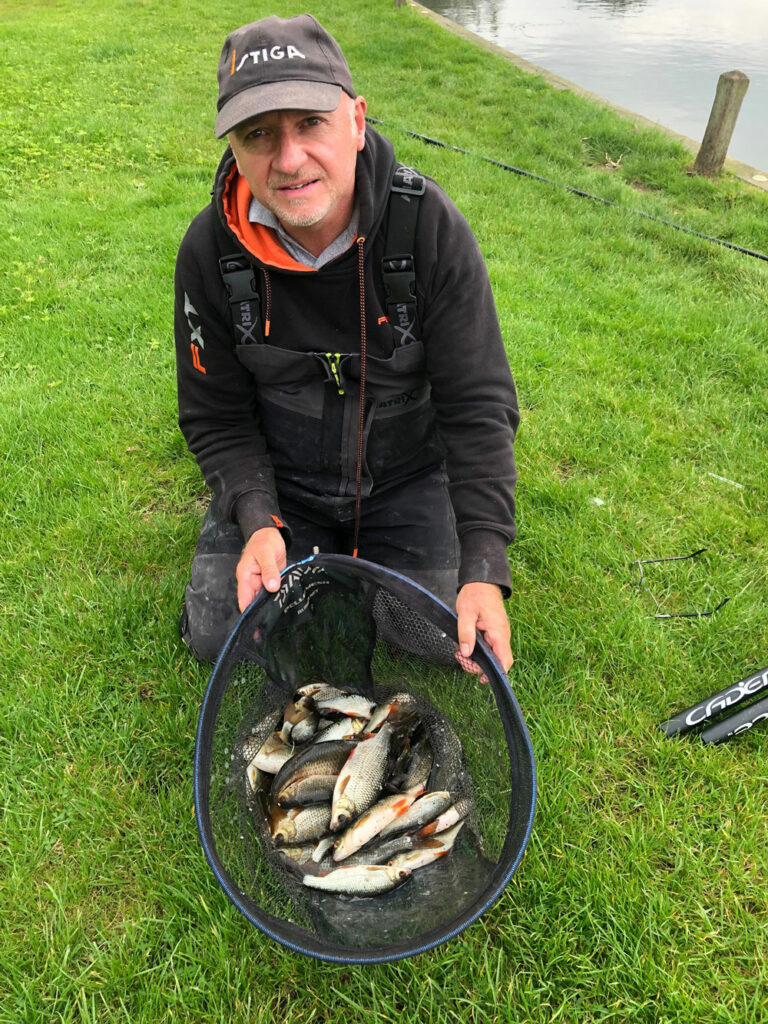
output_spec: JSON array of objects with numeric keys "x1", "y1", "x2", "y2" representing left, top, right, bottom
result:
[{"x1": 248, "y1": 195, "x2": 360, "y2": 270}]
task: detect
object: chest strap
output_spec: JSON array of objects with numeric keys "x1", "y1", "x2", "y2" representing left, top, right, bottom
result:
[
  {"x1": 219, "y1": 253, "x2": 263, "y2": 345},
  {"x1": 382, "y1": 165, "x2": 425, "y2": 348},
  {"x1": 218, "y1": 164, "x2": 424, "y2": 348}
]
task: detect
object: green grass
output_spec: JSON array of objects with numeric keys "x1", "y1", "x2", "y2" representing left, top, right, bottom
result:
[{"x1": 2, "y1": 0, "x2": 768, "y2": 1020}]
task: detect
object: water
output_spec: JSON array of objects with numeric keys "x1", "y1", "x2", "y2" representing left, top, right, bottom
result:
[{"x1": 421, "y1": 0, "x2": 768, "y2": 173}]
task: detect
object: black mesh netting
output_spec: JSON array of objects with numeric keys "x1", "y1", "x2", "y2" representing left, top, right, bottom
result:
[{"x1": 194, "y1": 554, "x2": 536, "y2": 963}]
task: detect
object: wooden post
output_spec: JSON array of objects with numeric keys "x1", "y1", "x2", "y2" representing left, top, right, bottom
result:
[
  {"x1": 393, "y1": 0, "x2": 407, "y2": 6},
  {"x1": 693, "y1": 70, "x2": 749, "y2": 177}
]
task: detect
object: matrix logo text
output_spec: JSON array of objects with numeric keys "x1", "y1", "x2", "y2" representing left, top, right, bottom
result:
[{"x1": 232, "y1": 45, "x2": 306, "y2": 74}]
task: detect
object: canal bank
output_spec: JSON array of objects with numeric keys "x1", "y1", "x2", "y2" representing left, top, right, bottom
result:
[{"x1": 409, "y1": 0, "x2": 768, "y2": 193}]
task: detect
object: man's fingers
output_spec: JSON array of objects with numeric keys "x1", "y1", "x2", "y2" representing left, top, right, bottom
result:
[
  {"x1": 235, "y1": 526, "x2": 287, "y2": 611},
  {"x1": 479, "y1": 622, "x2": 513, "y2": 672},
  {"x1": 258, "y1": 555, "x2": 281, "y2": 592},
  {"x1": 237, "y1": 572, "x2": 258, "y2": 613},
  {"x1": 455, "y1": 581, "x2": 514, "y2": 673},
  {"x1": 456, "y1": 619, "x2": 477, "y2": 660}
]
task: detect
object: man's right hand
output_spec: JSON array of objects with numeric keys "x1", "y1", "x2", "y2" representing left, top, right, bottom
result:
[{"x1": 236, "y1": 526, "x2": 287, "y2": 611}]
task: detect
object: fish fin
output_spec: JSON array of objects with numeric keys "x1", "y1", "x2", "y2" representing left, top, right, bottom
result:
[{"x1": 405, "y1": 782, "x2": 427, "y2": 797}]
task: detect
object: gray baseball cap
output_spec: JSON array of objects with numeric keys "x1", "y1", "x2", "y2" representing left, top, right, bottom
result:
[{"x1": 215, "y1": 14, "x2": 356, "y2": 138}]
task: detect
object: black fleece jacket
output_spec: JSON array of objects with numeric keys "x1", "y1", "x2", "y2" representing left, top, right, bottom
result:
[{"x1": 174, "y1": 126, "x2": 519, "y2": 593}]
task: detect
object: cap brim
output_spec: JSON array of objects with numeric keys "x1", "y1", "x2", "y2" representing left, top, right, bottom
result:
[{"x1": 215, "y1": 81, "x2": 343, "y2": 138}]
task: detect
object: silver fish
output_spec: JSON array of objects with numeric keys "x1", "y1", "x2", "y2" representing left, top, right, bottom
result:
[
  {"x1": 365, "y1": 701, "x2": 396, "y2": 735},
  {"x1": 280, "y1": 696, "x2": 315, "y2": 742},
  {"x1": 275, "y1": 843, "x2": 316, "y2": 865},
  {"x1": 291, "y1": 712, "x2": 319, "y2": 744},
  {"x1": 401, "y1": 735, "x2": 433, "y2": 794},
  {"x1": 315, "y1": 695, "x2": 375, "y2": 719},
  {"x1": 241, "y1": 709, "x2": 282, "y2": 763},
  {"x1": 270, "y1": 804, "x2": 332, "y2": 845},
  {"x1": 312, "y1": 717, "x2": 367, "y2": 743},
  {"x1": 246, "y1": 761, "x2": 265, "y2": 796},
  {"x1": 250, "y1": 732, "x2": 295, "y2": 774},
  {"x1": 366, "y1": 693, "x2": 417, "y2": 733},
  {"x1": 415, "y1": 796, "x2": 472, "y2": 838},
  {"x1": 378, "y1": 790, "x2": 453, "y2": 840},
  {"x1": 296, "y1": 684, "x2": 346, "y2": 701},
  {"x1": 271, "y1": 740, "x2": 356, "y2": 805},
  {"x1": 277, "y1": 774, "x2": 341, "y2": 808},
  {"x1": 333, "y1": 792, "x2": 416, "y2": 862},
  {"x1": 389, "y1": 821, "x2": 465, "y2": 872},
  {"x1": 338, "y1": 833, "x2": 417, "y2": 867},
  {"x1": 330, "y1": 724, "x2": 393, "y2": 831},
  {"x1": 302, "y1": 862, "x2": 411, "y2": 896},
  {"x1": 311, "y1": 835, "x2": 336, "y2": 863}
]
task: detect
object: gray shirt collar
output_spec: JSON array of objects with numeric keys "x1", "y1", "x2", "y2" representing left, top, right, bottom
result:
[{"x1": 248, "y1": 196, "x2": 359, "y2": 270}]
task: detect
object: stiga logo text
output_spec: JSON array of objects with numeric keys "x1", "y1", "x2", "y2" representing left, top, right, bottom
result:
[{"x1": 232, "y1": 45, "x2": 306, "y2": 74}]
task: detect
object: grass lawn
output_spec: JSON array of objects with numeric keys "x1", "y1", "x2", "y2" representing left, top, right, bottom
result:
[{"x1": 2, "y1": 0, "x2": 767, "y2": 1020}]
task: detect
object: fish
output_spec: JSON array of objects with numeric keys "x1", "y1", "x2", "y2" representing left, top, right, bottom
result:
[
  {"x1": 275, "y1": 843, "x2": 317, "y2": 866},
  {"x1": 337, "y1": 833, "x2": 417, "y2": 867},
  {"x1": 378, "y1": 790, "x2": 453, "y2": 840},
  {"x1": 311, "y1": 717, "x2": 367, "y2": 743},
  {"x1": 388, "y1": 821, "x2": 465, "y2": 872},
  {"x1": 249, "y1": 732, "x2": 295, "y2": 774},
  {"x1": 332, "y1": 792, "x2": 416, "y2": 862},
  {"x1": 290, "y1": 711, "x2": 319, "y2": 744},
  {"x1": 330, "y1": 724, "x2": 393, "y2": 831},
  {"x1": 383, "y1": 719, "x2": 425, "y2": 789},
  {"x1": 302, "y1": 862, "x2": 412, "y2": 896},
  {"x1": 315, "y1": 695, "x2": 376, "y2": 719},
  {"x1": 415, "y1": 796, "x2": 472, "y2": 839},
  {"x1": 270, "y1": 804, "x2": 332, "y2": 845},
  {"x1": 246, "y1": 761, "x2": 265, "y2": 796},
  {"x1": 254, "y1": 689, "x2": 469, "y2": 897},
  {"x1": 271, "y1": 739, "x2": 356, "y2": 805},
  {"x1": 311, "y1": 835, "x2": 336, "y2": 863},
  {"x1": 295, "y1": 684, "x2": 346, "y2": 701},
  {"x1": 240, "y1": 709, "x2": 282, "y2": 763},
  {"x1": 279, "y1": 696, "x2": 315, "y2": 742},
  {"x1": 366, "y1": 693, "x2": 417, "y2": 733},
  {"x1": 276, "y1": 774, "x2": 341, "y2": 808},
  {"x1": 366, "y1": 700, "x2": 397, "y2": 735},
  {"x1": 401, "y1": 734, "x2": 434, "y2": 794}
]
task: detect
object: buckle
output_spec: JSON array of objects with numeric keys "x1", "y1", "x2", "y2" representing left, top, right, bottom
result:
[
  {"x1": 219, "y1": 255, "x2": 258, "y2": 303},
  {"x1": 391, "y1": 166, "x2": 425, "y2": 196}
]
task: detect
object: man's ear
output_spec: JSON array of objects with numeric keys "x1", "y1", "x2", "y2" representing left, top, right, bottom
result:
[{"x1": 353, "y1": 96, "x2": 368, "y2": 152}]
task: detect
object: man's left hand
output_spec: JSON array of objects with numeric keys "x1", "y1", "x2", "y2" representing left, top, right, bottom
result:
[{"x1": 455, "y1": 581, "x2": 513, "y2": 673}]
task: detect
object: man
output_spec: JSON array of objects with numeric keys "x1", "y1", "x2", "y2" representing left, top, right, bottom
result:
[{"x1": 175, "y1": 14, "x2": 519, "y2": 671}]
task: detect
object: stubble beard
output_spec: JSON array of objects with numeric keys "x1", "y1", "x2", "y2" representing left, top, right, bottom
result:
[{"x1": 267, "y1": 176, "x2": 337, "y2": 230}]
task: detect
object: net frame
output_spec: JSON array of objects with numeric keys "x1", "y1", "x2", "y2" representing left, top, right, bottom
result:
[{"x1": 194, "y1": 553, "x2": 536, "y2": 963}]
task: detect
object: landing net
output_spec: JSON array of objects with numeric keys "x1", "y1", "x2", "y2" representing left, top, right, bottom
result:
[{"x1": 194, "y1": 554, "x2": 535, "y2": 963}]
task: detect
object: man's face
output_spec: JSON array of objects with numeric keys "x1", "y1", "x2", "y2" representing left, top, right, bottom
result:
[{"x1": 228, "y1": 93, "x2": 367, "y2": 250}]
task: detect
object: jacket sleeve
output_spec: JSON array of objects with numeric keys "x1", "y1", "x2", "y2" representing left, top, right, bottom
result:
[
  {"x1": 174, "y1": 209, "x2": 285, "y2": 541},
  {"x1": 416, "y1": 184, "x2": 519, "y2": 596}
]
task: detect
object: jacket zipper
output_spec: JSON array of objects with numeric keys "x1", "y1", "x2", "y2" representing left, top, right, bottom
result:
[{"x1": 352, "y1": 236, "x2": 367, "y2": 558}]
